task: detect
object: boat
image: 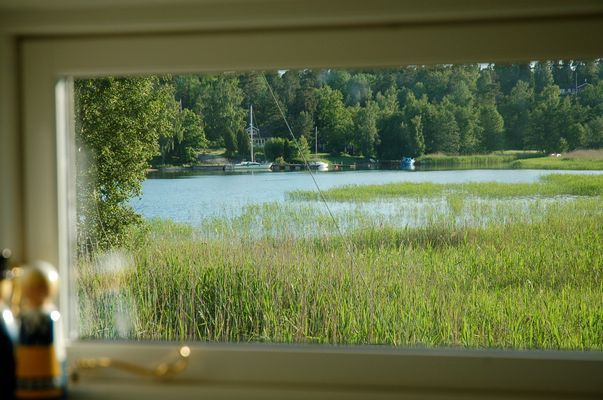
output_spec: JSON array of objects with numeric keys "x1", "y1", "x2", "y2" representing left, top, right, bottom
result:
[
  {"x1": 307, "y1": 127, "x2": 328, "y2": 171},
  {"x1": 400, "y1": 156, "x2": 415, "y2": 170},
  {"x1": 309, "y1": 161, "x2": 329, "y2": 171},
  {"x1": 225, "y1": 161, "x2": 272, "y2": 171},
  {"x1": 226, "y1": 105, "x2": 273, "y2": 172}
]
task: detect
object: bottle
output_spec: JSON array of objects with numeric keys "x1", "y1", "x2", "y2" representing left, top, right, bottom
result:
[
  {"x1": 0, "y1": 248, "x2": 16, "y2": 400},
  {"x1": 15, "y1": 261, "x2": 64, "y2": 400}
]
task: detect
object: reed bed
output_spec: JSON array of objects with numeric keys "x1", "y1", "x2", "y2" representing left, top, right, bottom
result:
[
  {"x1": 417, "y1": 152, "x2": 540, "y2": 168},
  {"x1": 416, "y1": 151, "x2": 603, "y2": 170},
  {"x1": 511, "y1": 156, "x2": 603, "y2": 170},
  {"x1": 77, "y1": 178, "x2": 603, "y2": 351},
  {"x1": 287, "y1": 174, "x2": 603, "y2": 202}
]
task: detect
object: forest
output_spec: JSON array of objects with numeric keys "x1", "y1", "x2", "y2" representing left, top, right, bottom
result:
[
  {"x1": 77, "y1": 60, "x2": 603, "y2": 167},
  {"x1": 165, "y1": 60, "x2": 603, "y2": 164}
]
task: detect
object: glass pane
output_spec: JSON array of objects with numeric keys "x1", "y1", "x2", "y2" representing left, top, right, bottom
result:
[{"x1": 73, "y1": 62, "x2": 603, "y2": 349}]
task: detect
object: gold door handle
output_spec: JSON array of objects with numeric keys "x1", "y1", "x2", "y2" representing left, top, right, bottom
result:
[{"x1": 70, "y1": 346, "x2": 191, "y2": 382}]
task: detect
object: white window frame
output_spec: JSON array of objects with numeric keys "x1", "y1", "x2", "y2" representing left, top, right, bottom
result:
[{"x1": 7, "y1": 1, "x2": 603, "y2": 398}]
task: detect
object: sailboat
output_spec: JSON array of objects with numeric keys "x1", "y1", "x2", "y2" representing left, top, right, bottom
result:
[
  {"x1": 226, "y1": 105, "x2": 273, "y2": 171},
  {"x1": 309, "y1": 126, "x2": 329, "y2": 171}
]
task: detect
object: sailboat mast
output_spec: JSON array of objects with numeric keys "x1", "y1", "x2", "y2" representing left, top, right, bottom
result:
[
  {"x1": 315, "y1": 126, "x2": 318, "y2": 156},
  {"x1": 250, "y1": 104, "x2": 254, "y2": 162}
]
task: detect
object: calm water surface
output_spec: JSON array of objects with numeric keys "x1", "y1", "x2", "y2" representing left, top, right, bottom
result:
[{"x1": 130, "y1": 169, "x2": 602, "y2": 224}]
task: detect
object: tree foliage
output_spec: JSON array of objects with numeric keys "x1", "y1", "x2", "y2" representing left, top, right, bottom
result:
[
  {"x1": 167, "y1": 61, "x2": 602, "y2": 160},
  {"x1": 200, "y1": 75, "x2": 246, "y2": 154},
  {"x1": 75, "y1": 76, "x2": 178, "y2": 251},
  {"x1": 315, "y1": 86, "x2": 353, "y2": 153},
  {"x1": 158, "y1": 108, "x2": 207, "y2": 165}
]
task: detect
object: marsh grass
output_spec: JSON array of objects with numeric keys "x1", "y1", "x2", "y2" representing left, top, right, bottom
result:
[
  {"x1": 511, "y1": 154, "x2": 603, "y2": 170},
  {"x1": 417, "y1": 151, "x2": 603, "y2": 170},
  {"x1": 77, "y1": 178, "x2": 603, "y2": 350},
  {"x1": 288, "y1": 174, "x2": 603, "y2": 202},
  {"x1": 417, "y1": 152, "x2": 540, "y2": 168}
]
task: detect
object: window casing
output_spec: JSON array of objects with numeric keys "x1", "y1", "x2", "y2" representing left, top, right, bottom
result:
[{"x1": 7, "y1": 2, "x2": 603, "y2": 398}]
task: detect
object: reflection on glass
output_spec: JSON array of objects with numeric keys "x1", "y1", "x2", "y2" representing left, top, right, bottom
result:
[{"x1": 74, "y1": 62, "x2": 603, "y2": 349}]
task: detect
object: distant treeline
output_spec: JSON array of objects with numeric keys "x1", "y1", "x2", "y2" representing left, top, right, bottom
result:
[{"x1": 161, "y1": 60, "x2": 603, "y2": 164}]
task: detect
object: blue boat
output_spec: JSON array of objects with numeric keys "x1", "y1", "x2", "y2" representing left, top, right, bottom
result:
[{"x1": 400, "y1": 156, "x2": 415, "y2": 170}]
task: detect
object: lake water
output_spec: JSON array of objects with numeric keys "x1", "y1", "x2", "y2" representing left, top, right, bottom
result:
[{"x1": 130, "y1": 169, "x2": 602, "y2": 225}]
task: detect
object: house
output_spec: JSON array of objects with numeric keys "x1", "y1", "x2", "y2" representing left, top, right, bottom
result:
[{"x1": 1, "y1": 1, "x2": 602, "y2": 399}]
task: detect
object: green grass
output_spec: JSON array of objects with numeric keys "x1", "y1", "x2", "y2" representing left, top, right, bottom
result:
[
  {"x1": 416, "y1": 151, "x2": 603, "y2": 170},
  {"x1": 417, "y1": 152, "x2": 540, "y2": 168},
  {"x1": 288, "y1": 174, "x2": 603, "y2": 202},
  {"x1": 511, "y1": 156, "x2": 603, "y2": 170},
  {"x1": 77, "y1": 177, "x2": 603, "y2": 350},
  {"x1": 313, "y1": 152, "x2": 367, "y2": 165}
]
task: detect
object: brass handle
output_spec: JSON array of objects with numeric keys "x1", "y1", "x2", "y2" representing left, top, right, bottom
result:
[{"x1": 70, "y1": 346, "x2": 191, "y2": 382}]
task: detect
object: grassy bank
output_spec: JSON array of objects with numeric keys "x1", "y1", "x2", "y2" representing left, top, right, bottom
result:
[
  {"x1": 417, "y1": 150, "x2": 603, "y2": 170},
  {"x1": 417, "y1": 152, "x2": 537, "y2": 168},
  {"x1": 77, "y1": 175, "x2": 603, "y2": 350},
  {"x1": 313, "y1": 152, "x2": 367, "y2": 166},
  {"x1": 288, "y1": 173, "x2": 603, "y2": 202},
  {"x1": 511, "y1": 152, "x2": 603, "y2": 170}
]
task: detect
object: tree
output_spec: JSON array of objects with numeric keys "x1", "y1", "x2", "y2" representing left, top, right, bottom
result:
[
  {"x1": 533, "y1": 61, "x2": 554, "y2": 93},
  {"x1": 452, "y1": 102, "x2": 481, "y2": 154},
  {"x1": 344, "y1": 73, "x2": 373, "y2": 106},
  {"x1": 476, "y1": 67, "x2": 500, "y2": 105},
  {"x1": 478, "y1": 104, "x2": 505, "y2": 151},
  {"x1": 165, "y1": 108, "x2": 207, "y2": 164},
  {"x1": 574, "y1": 60, "x2": 600, "y2": 86},
  {"x1": 494, "y1": 63, "x2": 532, "y2": 95},
  {"x1": 424, "y1": 99, "x2": 460, "y2": 154},
  {"x1": 377, "y1": 112, "x2": 405, "y2": 160},
  {"x1": 399, "y1": 92, "x2": 428, "y2": 156},
  {"x1": 239, "y1": 71, "x2": 268, "y2": 110},
  {"x1": 566, "y1": 123, "x2": 588, "y2": 150},
  {"x1": 499, "y1": 80, "x2": 534, "y2": 149},
  {"x1": 352, "y1": 101, "x2": 379, "y2": 157},
  {"x1": 293, "y1": 110, "x2": 315, "y2": 141},
  {"x1": 264, "y1": 137, "x2": 286, "y2": 161},
  {"x1": 223, "y1": 128, "x2": 238, "y2": 157},
  {"x1": 292, "y1": 136, "x2": 311, "y2": 161},
  {"x1": 315, "y1": 86, "x2": 353, "y2": 153},
  {"x1": 375, "y1": 86, "x2": 399, "y2": 118},
  {"x1": 323, "y1": 69, "x2": 351, "y2": 93},
  {"x1": 552, "y1": 60, "x2": 574, "y2": 90},
  {"x1": 236, "y1": 129, "x2": 251, "y2": 160},
  {"x1": 241, "y1": 71, "x2": 287, "y2": 138},
  {"x1": 446, "y1": 79, "x2": 480, "y2": 154},
  {"x1": 416, "y1": 66, "x2": 451, "y2": 102},
  {"x1": 200, "y1": 75, "x2": 246, "y2": 149},
  {"x1": 291, "y1": 69, "x2": 320, "y2": 121},
  {"x1": 525, "y1": 84, "x2": 572, "y2": 153},
  {"x1": 276, "y1": 70, "x2": 301, "y2": 113},
  {"x1": 75, "y1": 77, "x2": 178, "y2": 251},
  {"x1": 372, "y1": 69, "x2": 397, "y2": 95},
  {"x1": 578, "y1": 81, "x2": 603, "y2": 119},
  {"x1": 585, "y1": 116, "x2": 603, "y2": 148},
  {"x1": 377, "y1": 112, "x2": 425, "y2": 159},
  {"x1": 407, "y1": 115, "x2": 426, "y2": 157},
  {"x1": 173, "y1": 75, "x2": 209, "y2": 110}
]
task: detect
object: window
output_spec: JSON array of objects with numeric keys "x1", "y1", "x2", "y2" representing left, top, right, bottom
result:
[
  {"x1": 72, "y1": 66, "x2": 603, "y2": 350},
  {"x1": 6, "y1": 1, "x2": 603, "y2": 398}
]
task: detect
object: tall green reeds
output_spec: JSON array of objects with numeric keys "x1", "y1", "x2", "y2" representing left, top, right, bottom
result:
[
  {"x1": 77, "y1": 178, "x2": 603, "y2": 350},
  {"x1": 288, "y1": 174, "x2": 603, "y2": 202}
]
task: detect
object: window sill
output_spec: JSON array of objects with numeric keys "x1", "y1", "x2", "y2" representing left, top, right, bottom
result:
[{"x1": 67, "y1": 342, "x2": 603, "y2": 399}]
